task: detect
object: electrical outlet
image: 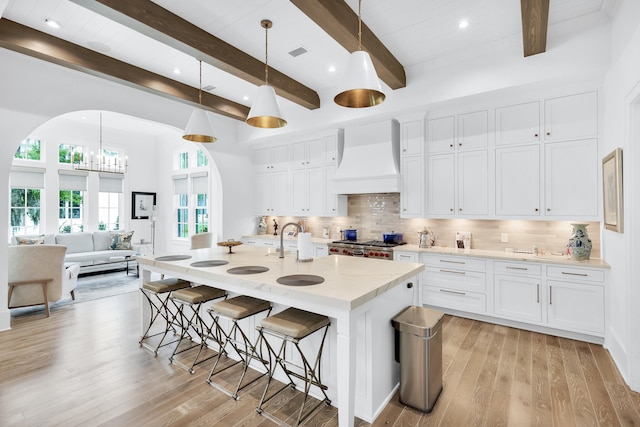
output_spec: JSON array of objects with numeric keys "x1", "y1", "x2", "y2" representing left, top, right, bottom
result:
[{"x1": 501, "y1": 233, "x2": 509, "y2": 243}]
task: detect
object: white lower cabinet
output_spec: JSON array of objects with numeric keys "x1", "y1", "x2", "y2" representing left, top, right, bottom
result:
[
  {"x1": 421, "y1": 254, "x2": 487, "y2": 315},
  {"x1": 545, "y1": 265, "x2": 605, "y2": 335},
  {"x1": 494, "y1": 267, "x2": 543, "y2": 324},
  {"x1": 417, "y1": 255, "x2": 606, "y2": 340}
]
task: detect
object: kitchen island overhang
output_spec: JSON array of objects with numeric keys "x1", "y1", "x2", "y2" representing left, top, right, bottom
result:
[{"x1": 137, "y1": 246, "x2": 424, "y2": 426}]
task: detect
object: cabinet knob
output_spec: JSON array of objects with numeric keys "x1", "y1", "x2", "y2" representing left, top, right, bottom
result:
[
  {"x1": 458, "y1": 143, "x2": 462, "y2": 147},
  {"x1": 449, "y1": 144, "x2": 453, "y2": 148},
  {"x1": 546, "y1": 132, "x2": 551, "y2": 136},
  {"x1": 406, "y1": 282, "x2": 414, "y2": 289},
  {"x1": 459, "y1": 208, "x2": 462, "y2": 211},
  {"x1": 403, "y1": 208, "x2": 407, "y2": 211},
  {"x1": 547, "y1": 208, "x2": 551, "y2": 212},
  {"x1": 535, "y1": 208, "x2": 539, "y2": 212},
  {"x1": 403, "y1": 148, "x2": 407, "y2": 152},
  {"x1": 450, "y1": 208, "x2": 454, "y2": 212},
  {"x1": 534, "y1": 133, "x2": 539, "y2": 138}
]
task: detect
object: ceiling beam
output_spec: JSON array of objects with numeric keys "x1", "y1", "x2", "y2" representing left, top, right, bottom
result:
[
  {"x1": 290, "y1": 0, "x2": 406, "y2": 90},
  {"x1": 0, "y1": 19, "x2": 249, "y2": 121},
  {"x1": 69, "y1": 0, "x2": 321, "y2": 110},
  {"x1": 521, "y1": 0, "x2": 550, "y2": 57}
]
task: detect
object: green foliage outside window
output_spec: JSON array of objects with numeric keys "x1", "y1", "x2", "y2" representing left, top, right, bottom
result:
[
  {"x1": 10, "y1": 188, "x2": 41, "y2": 236},
  {"x1": 14, "y1": 139, "x2": 41, "y2": 160},
  {"x1": 197, "y1": 150, "x2": 209, "y2": 167},
  {"x1": 179, "y1": 152, "x2": 189, "y2": 169},
  {"x1": 59, "y1": 144, "x2": 83, "y2": 164}
]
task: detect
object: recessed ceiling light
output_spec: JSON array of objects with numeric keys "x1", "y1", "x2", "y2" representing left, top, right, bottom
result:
[
  {"x1": 243, "y1": 95, "x2": 249, "y2": 101},
  {"x1": 328, "y1": 66, "x2": 336, "y2": 73},
  {"x1": 45, "y1": 19, "x2": 60, "y2": 29},
  {"x1": 459, "y1": 19, "x2": 469, "y2": 29},
  {"x1": 173, "y1": 68, "x2": 181, "y2": 75}
]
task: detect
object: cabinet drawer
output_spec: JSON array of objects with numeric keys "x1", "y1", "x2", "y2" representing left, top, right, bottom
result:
[
  {"x1": 494, "y1": 261, "x2": 542, "y2": 276},
  {"x1": 394, "y1": 251, "x2": 419, "y2": 263},
  {"x1": 422, "y1": 255, "x2": 486, "y2": 272},
  {"x1": 546, "y1": 266, "x2": 604, "y2": 283},
  {"x1": 423, "y1": 286, "x2": 486, "y2": 314},
  {"x1": 423, "y1": 266, "x2": 486, "y2": 293}
]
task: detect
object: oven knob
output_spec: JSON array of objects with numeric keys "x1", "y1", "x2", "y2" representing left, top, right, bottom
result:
[
  {"x1": 369, "y1": 251, "x2": 374, "y2": 256},
  {"x1": 385, "y1": 253, "x2": 390, "y2": 257},
  {"x1": 342, "y1": 249, "x2": 347, "y2": 254}
]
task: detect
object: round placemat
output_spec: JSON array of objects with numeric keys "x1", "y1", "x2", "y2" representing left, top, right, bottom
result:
[
  {"x1": 190, "y1": 260, "x2": 229, "y2": 268},
  {"x1": 227, "y1": 266, "x2": 269, "y2": 275},
  {"x1": 276, "y1": 274, "x2": 325, "y2": 286},
  {"x1": 155, "y1": 255, "x2": 192, "y2": 262}
]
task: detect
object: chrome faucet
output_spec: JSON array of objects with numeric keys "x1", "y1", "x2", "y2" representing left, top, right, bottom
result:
[{"x1": 279, "y1": 222, "x2": 302, "y2": 259}]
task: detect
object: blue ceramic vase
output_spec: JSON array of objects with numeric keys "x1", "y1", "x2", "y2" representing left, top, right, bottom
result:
[{"x1": 568, "y1": 223, "x2": 592, "y2": 261}]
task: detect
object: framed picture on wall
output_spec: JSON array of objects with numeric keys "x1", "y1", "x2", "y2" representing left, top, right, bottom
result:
[
  {"x1": 132, "y1": 191, "x2": 156, "y2": 220},
  {"x1": 602, "y1": 148, "x2": 623, "y2": 232}
]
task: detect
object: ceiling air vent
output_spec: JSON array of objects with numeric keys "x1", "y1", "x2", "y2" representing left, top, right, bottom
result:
[
  {"x1": 202, "y1": 85, "x2": 216, "y2": 92},
  {"x1": 288, "y1": 46, "x2": 308, "y2": 57}
]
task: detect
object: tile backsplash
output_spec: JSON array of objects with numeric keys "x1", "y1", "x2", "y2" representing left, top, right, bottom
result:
[{"x1": 261, "y1": 193, "x2": 601, "y2": 258}]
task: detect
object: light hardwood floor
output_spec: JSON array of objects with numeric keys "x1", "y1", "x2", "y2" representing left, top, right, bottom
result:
[{"x1": 1, "y1": 291, "x2": 639, "y2": 426}]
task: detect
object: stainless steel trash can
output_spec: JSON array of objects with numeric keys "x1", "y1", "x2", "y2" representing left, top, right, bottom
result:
[{"x1": 391, "y1": 306, "x2": 444, "y2": 413}]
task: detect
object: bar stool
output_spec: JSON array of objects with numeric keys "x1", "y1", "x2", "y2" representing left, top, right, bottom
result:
[
  {"x1": 255, "y1": 307, "x2": 331, "y2": 426},
  {"x1": 169, "y1": 285, "x2": 227, "y2": 373},
  {"x1": 206, "y1": 295, "x2": 273, "y2": 399},
  {"x1": 139, "y1": 277, "x2": 191, "y2": 355}
]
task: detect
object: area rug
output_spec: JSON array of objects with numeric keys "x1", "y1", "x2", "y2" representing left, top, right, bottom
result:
[{"x1": 70, "y1": 271, "x2": 140, "y2": 303}]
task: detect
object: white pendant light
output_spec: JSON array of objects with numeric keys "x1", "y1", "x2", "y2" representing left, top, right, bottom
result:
[
  {"x1": 334, "y1": 0, "x2": 385, "y2": 108},
  {"x1": 183, "y1": 60, "x2": 217, "y2": 142},
  {"x1": 246, "y1": 19, "x2": 287, "y2": 128}
]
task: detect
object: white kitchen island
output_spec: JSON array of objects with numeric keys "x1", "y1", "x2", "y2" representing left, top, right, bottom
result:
[{"x1": 137, "y1": 245, "x2": 424, "y2": 426}]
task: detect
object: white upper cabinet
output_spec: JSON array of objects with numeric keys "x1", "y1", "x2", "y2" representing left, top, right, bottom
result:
[
  {"x1": 544, "y1": 91, "x2": 598, "y2": 141},
  {"x1": 544, "y1": 138, "x2": 598, "y2": 217},
  {"x1": 458, "y1": 150, "x2": 488, "y2": 215},
  {"x1": 495, "y1": 101, "x2": 541, "y2": 146},
  {"x1": 322, "y1": 135, "x2": 338, "y2": 164},
  {"x1": 291, "y1": 140, "x2": 323, "y2": 169},
  {"x1": 458, "y1": 110, "x2": 488, "y2": 150},
  {"x1": 400, "y1": 120, "x2": 425, "y2": 218},
  {"x1": 427, "y1": 116, "x2": 455, "y2": 153},
  {"x1": 401, "y1": 156, "x2": 424, "y2": 217},
  {"x1": 255, "y1": 170, "x2": 288, "y2": 215},
  {"x1": 427, "y1": 154, "x2": 456, "y2": 216},
  {"x1": 495, "y1": 145, "x2": 540, "y2": 216},
  {"x1": 253, "y1": 145, "x2": 289, "y2": 172},
  {"x1": 401, "y1": 120, "x2": 424, "y2": 156}
]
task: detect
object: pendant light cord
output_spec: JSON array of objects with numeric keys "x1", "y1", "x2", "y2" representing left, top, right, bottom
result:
[
  {"x1": 264, "y1": 24, "x2": 269, "y2": 85},
  {"x1": 358, "y1": 0, "x2": 362, "y2": 51},
  {"x1": 198, "y1": 60, "x2": 203, "y2": 105}
]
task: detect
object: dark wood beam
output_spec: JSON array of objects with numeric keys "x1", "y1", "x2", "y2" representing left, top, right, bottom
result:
[
  {"x1": 0, "y1": 19, "x2": 249, "y2": 121},
  {"x1": 69, "y1": 0, "x2": 320, "y2": 110},
  {"x1": 521, "y1": 0, "x2": 550, "y2": 57},
  {"x1": 290, "y1": 0, "x2": 406, "y2": 90}
]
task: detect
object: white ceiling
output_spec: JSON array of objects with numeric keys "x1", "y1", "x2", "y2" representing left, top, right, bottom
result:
[{"x1": 2, "y1": 0, "x2": 613, "y2": 130}]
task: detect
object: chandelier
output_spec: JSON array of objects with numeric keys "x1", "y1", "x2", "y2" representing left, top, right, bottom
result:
[{"x1": 73, "y1": 112, "x2": 128, "y2": 175}]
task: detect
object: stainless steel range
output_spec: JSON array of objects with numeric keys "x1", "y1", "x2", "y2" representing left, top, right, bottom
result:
[{"x1": 327, "y1": 240, "x2": 406, "y2": 260}]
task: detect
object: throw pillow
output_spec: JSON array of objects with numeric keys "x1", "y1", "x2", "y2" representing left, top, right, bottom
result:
[
  {"x1": 15, "y1": 235, "x2": 45, "y2": 245},
  {"x1": 109, "y1": 231, "x2": 134, "y2": 250}
]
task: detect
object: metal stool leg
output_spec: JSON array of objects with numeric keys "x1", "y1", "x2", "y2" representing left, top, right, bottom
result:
[
  {"x1": 168, "y1": 286, "x2": 226, "y2": 373},
  {"x1": 206, "y1": 297, "x2": 272, "y2": 399},
  {"x1": 139, "y1": 278, "x2": 190, "y2": 355},
  {"x1": 255, "y1": 308, "x2": 331, "y2": 426}
]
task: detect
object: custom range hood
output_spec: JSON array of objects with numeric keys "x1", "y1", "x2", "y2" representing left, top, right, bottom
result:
[{"x1": 333, "y1": 119, "x2": 400, "y2": 194}]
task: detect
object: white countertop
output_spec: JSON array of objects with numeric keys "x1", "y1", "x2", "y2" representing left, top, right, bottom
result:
[
  {"x1": 395, "y1": 244, "x2": 610, "y2": 268},
  {"x1": 137, "y1": 245, "x2": 424, "y2": 312}
]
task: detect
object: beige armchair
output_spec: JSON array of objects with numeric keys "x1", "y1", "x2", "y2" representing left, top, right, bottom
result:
[
  {"x1": 190, "y1": 232, "x2": 213, "y2": 249},
  {"x1": 8, "y1": 244, "x2": 79, "y2": 317}
]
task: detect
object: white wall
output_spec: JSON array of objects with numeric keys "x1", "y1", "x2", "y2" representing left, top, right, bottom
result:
[{"x1": 601, "y1": 0, "x2": 640, "y2": 391}]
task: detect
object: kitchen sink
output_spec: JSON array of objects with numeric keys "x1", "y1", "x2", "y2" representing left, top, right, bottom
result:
[{"x1": 276, "y1": 274, "x2": 324, "y2": 286}]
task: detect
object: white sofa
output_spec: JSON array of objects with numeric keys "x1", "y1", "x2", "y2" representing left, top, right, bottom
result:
[{"x1": 11, "y1": 231, "x2": 136, "y2": 275}]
